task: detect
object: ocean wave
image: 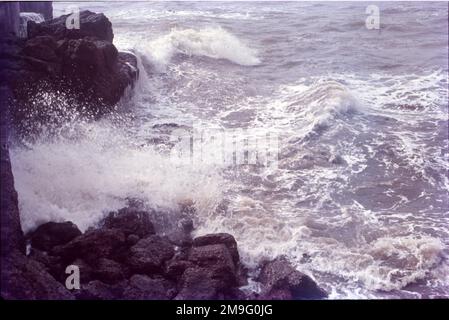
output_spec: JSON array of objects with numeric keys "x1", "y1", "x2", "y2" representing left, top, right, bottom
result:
[
  {"x1": 139, "y1": 27, "x2": 261, "y2": 69},
  {"x1": 11, "y1": 118, "x2": 224, "y2": 233}
]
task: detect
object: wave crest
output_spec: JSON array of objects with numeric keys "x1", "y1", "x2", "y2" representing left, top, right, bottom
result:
[{"x1": 141, "y1": 27, "x2": 261, "y2": 69}]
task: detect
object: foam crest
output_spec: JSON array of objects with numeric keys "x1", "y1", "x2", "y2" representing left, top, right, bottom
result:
[{"x1": 141, "y1": 27, "x2": 261, "y2": 69}]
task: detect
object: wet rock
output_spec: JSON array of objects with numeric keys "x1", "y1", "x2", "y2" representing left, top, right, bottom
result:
[
  {"x1": 0, "y1": 250, "x2": 74, "y2": 300},
  {"x1": 3, "y1": 10, "x2": 139, "y2": 129},
  {"x1": 122, "y1": 275, "x2": 176, "y2": 300},
  {"x1": 101, "y1": 207, "x2": 155, "y2": 238},
  {"x1": 76, "y1": 280, "x2": 125, "y2": 300},
  {"x1": 126, "y1": 235, "x2": 175, "y2": 274},
  {"x1": 28, "y1": 10, "x2": 113, "y2": 42},
  {"x1": 28, "y1": 248, "x2": 65, "y2": 280},
  {"x1": 193, "y1": 233, "x2": 240, "y2": 265},
  {"x1": 22, "y1": 35, "x2": 58, "y2": 62},
  {"x1": 257, "y1": 256, "x2": 327, "y2": 300},
  {"x1": 71, "y1": 259, "x2": 94, "y2": 284},
  {"x1": 188, "y1": 244, "x2": 237, "y2": 285},
  {"x1": 175, "y1": 267, "x2": 219, "y2": 300},
  {"x1": 92, "y1": 258, "x2": 126, "y2": 284},
  {"x1": 28, "y1": 221, "x2": 82, "y2": 252},
  {"x1": 0, "y1": 87, "x2": 25, "y2": 256},
  {"x1": 165, "y1": 259, "x2": 194, "y2": 280},
  {"x1": 52, "y1": 228, "x2": 127, "y2": 265}
]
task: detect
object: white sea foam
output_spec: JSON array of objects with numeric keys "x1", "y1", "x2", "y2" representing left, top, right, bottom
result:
[
  {"x1": 139, "y1": 27, "x2": 261, "y2": 70},
  {"x1": 11, "y1": 120, "x2": 224, "y2": 233}
]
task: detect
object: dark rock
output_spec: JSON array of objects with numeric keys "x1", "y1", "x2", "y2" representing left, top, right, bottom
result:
[
  {"x1": 28, "y1": 10, "x2": 113, "y2": 42},
  {"x1": 76, "y1": 280, "x2": 125, "y2": 300},
  {"x1": 122, "y1": 275, "x2": 176, "y2": 300},
  {"x1": 52, "y1": 228, "x2": 126, "y2": 264},
  {"x1": 257, "y1": 256, "x2": 327, "y2": 300},
  {"x1": 71, "y1": 259, "x2": 94, "y2": 284},
  {"x1": 127, "y1": 234, "x2": 140, "y2": 245},
  {"x1": 101, "y1": 207, "x2": 155, "y2": 238},
  {"x1": 3, "y1": 10, "x2": 139, "y2": 130},
  {"x1": 92, "y1": 258, "x2": 126, "y2": 284},
  {"x1": 175, "y1": 267, "x2": 219, "y2": 300},
  {"x1": 28, "y1": 248, "x2": 65, "y2": 280},
  {"x1": 165, "y1": 259, "x2": 194, "y2": 280},
  {"x1": 0, "y1": 250, "x2": 74, "y2": 300},
  {"x1": 28, "y1": 221, "x2": 82, "y2": 252},
  {"x1": 22, "y1": 35, "x2": 58, "y2": 62},
  {"x1": 126, "y1": 235, "x2": 175, "y2": 274},
  {"x1": 0, "y1": 87, "x2": 25, "y2": 255},
  {"x1": 193, "y1": 233, "x2": 240, "y2": 265},
  {"x1": 188, "y1": 244, "x2": 237, "y2": 287}
]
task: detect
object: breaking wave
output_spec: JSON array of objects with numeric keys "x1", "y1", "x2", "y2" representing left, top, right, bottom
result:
[{"x1": 139, "y1": 27, "x2": 261, "y2": 69}]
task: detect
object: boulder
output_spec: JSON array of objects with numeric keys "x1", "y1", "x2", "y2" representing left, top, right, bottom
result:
[
  {"x1": 101, "y1": 207, "x2": 155, "y2": 238},
  {"x1": 71, "y1": 259, "x2": 94, "y2": 284},
  {"x1": 76, "y1": 280, "x2": 125, "y2": 300},
  {"x1": 52, "y1": 228, "x2": 127, "y2": 264},
  {"x1": 3, "y1": 10, "x2": 139, "y2": 130},
  {"x1": 165, "y1": 259, "x2": 194, "y2": 280},
  {"x1": 126, "y1": 235, "x2": 175, "y2": 274},
  {"x1": 91, "y1": 258, "x2": 126, "y2": 284},
  {"x1": 188, "y1": 244, "x2": 237, "y2": 286},
  {"x1": 193, "y1": 233, "x2": 239, "y2": 265},
  {"x1": 257, "y1": 256, "x2": 327, "y2": 300},
  {"x1": 28, "y1": 221, "x2": 82, "y2": 252},
  {"x1": 28, "y1": 10, "x2": 113, "y2": 42},
  {"x1": 175, "y1": 267, "x2": 219, "y2": 300},
  {"x1": 0, "y1": 250, "x2": 74, "y2": 300},
  {"x1": 122, "y1": 275, "x2": 176, "y2": 300}
]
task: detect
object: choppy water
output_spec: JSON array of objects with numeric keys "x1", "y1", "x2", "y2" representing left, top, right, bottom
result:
[{"x1": 11, "y1": 1, "x2": 449, "y2": 298}]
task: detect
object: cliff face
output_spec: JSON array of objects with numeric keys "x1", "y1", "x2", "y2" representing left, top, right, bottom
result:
[{"x1": 0, "y1": 87, "x2": 24, "y2": 257}]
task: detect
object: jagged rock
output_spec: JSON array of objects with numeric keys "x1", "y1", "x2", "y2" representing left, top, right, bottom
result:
[
  {"x1": 257, "y1": 256, "x2": 327, "y2": 300},
  {"x1": 188, "y1": 244, "x2": 237, "y2": 286},
  {"x1": 0, "y1": 250, "x2": 74, "y2": 300},
  {"x1": 52, "y1": 228, "x2": 127, "y2": 264},
  {"x1": 101, "y1": 207, "x2": 155, "y2": 238},
  {"x1": 71, "y1": 259, "x2": 94, "y2": 284},
  {"x1": 28, "y1": 221, "x2": 82, "y2": 252},
  {"x1": 76, "y1": 280, "x2": 125, "y2": 300},
  {"x1": 165, "y1": 259, "x2": 194, "y2": 280},
  {"x1": 28, "y1": 10, "x2": 113, "y2": 42},
  {"x1": 92, "y1": 258, "x2": 126, "y2": 284},
  {"x1": 0, "y1": 87, "x2": 25, "y2": 255},
  {"x1": 22, "y1": 35, "x2": 58, "y2": 61},
  {"x1": 2, "y1": 10, "x2": 139, "y2": 129},
  {"x1": 193, "y1": 233, "x2": 240, "y2": 265},
  {"x1": 175, "y1": 267, "x2": 219, "y2": 300},
  {"x1": 126, "y1": 235, "x2": 175, "y2": 274},
  {"x1": 28, "y1": 248, "x2": 65, "y2": 280},
  {"x1": 122, "y1": 275, "x2": 176, "y2": 300}
]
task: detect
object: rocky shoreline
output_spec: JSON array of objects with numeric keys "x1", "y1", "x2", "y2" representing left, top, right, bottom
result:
[{"x1": 0, "y1": 4, "x2": 328, "y2": 300}]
